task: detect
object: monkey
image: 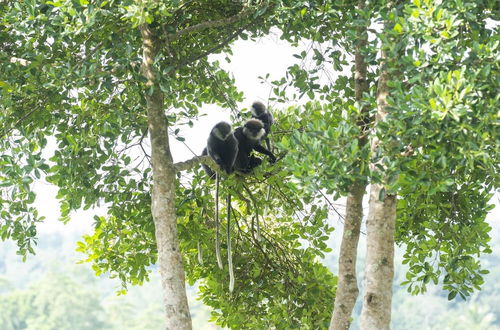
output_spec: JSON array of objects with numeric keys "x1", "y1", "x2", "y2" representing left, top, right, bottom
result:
[
  {"x1": 201, "y1": 121, "x2": 238, "y2": 179},
  {"x1": 250, "y1": 101, "x2": 273, "y2": 137},
  {"x1": 233, "y1": 119, "x2": 276, "y2": 173},
  {"x1": 200, "y1": 122, "x2": 238, "y2": 270},
  {"x1": 250, "y1": 102, "x2": 275, "y2": 230},
  {"x1": 233, "y1": 118, "x2": 276, "y2": 244},
  {"x1": 250, "y1": 101, "x2": 273, "y2": 150},
  {"x1": 202, "y1": 120, "x2": 274, "y2": 282}
]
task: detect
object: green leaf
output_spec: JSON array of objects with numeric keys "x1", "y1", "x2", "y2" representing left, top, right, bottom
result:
[
  {"x1": 378, "y1": 188, "x2": 386, "y2": 201},
  {"x1": 393, "y1": 23, "x2": 403, "y2": 34}
]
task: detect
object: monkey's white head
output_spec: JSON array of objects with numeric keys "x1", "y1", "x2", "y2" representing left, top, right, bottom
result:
[
  {"x1": 243, "y1": 119, "x2": 265, "y2": 141},
  {"x1": 251, "y1": 101, "x2": 266, "y2": 117},
  {"x1": 212, "y1": 121, "x2": 233, "y2": 141}
]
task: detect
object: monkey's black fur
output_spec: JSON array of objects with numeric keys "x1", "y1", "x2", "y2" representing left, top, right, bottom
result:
[
  {"x1": 233, "y1": 119, "x2": 276, "y2": 173},
  {"x1": 251, "y1": 101, "x2": 273, "y2": 138},
  {"x1": 202, "y1": 121, "x2": 238, "y2": 178}
]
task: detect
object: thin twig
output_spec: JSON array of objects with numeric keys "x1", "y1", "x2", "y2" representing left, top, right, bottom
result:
[
  {"x1": 318, "y1": 190, "x2": 346, "y2": 221},
  {"x1": 0, "y1": 107, "x2": 39, "y2": 139},
  {"x1": 171, "y1": 5, "x2": 271, "y2": 70},
  {"x1": 138, "y1": 130, "x2": 152, "y2": 167},
  {"x1": 168, "y1": 127, "x2": 198, "y2": 157}
]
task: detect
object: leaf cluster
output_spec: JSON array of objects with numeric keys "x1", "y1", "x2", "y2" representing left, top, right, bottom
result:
[
  {"x1": 269, "y1": 0, "x2": 499, "y2": 300},
  {"x1": 176, "y1": 161, "x2": 337, "y2": 328}
]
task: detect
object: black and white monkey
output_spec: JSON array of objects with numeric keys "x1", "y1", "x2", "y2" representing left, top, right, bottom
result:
[
  {"x1": 201, "y1": 122, "x2": 238, "y2": 271},
  {"x1": 202, "y1": 120, "x2": 275, "y2": 290},
  {"x1": 201, "y1": 121, "x2": 238, "y2": 179},
  {"x1": 250, "y1": 101, "x2": 273, "y2": 150},
  {"x1": 250, "y1": 101, "x2": 273, "y2": 137},
  {"x1": 233, "y1": 118, "x2": 276, "y2": 173}
]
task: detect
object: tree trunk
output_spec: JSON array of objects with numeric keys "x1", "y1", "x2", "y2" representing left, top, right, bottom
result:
[
  {"x1": 329, "y1": 1, "x2": 369, "y2": 328},
  {"x1": 329, "y1": 182, "x2": 365, "y2": 330},
  {"x1": 359, "y1": 45, "x2": 396, "y2": 329},
  {"x1": 359, "y1": 184, "x2": 396, "y2": 329},
  {"x1": 140, "y1": 24, "x2": 192, "y2": 329}
]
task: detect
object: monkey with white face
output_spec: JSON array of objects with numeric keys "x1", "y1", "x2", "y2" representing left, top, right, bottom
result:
[
  {"x1": 201, "y1": 121, "x2": 238, "y2": 178},
  {"x1": 201, "y1": 121, "x2": 238, "y2": 273},
  {"x1": 251, "y1": 101, "x2": 273, "y2": 150},
  {"x1": 233, "y1": 119, "x2": 276, "y2": 173},
  {"x1": 251, "y1": 101, "x2": 273, "y2": 137}
]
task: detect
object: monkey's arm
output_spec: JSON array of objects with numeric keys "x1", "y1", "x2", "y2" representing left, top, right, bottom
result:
[{"x1": 253, "y1": 144, "x2": 276, "y2": 163}]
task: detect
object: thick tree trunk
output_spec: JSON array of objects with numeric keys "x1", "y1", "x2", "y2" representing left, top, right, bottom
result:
[
  {"x1": 329, "y1": 182, "x2": 365, "y2": 330},
  {"x1": 359, "y1": 46, "x2": 397, "y2": 329},
  {"x1": 359, "y1": 184, "x2": 396, "y2": 329},
  {"x1": 140, "y1": 24, "x2": 192, "y2": 329},
  {"x1": 329, "y1": 1, "x2": 369, "y2": 328}
]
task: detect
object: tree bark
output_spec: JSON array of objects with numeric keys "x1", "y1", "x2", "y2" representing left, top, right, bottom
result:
[
  {"x1": 140, "y1": 24, "x2": 192, "y2": 329},
  {"x1": 329, "y1": 1, "x2": 369, "y2": 328},
  {"x1": 329, "y1": 182, "x2": 365, "y2": 330},
  {"x1": 359, "y1": 184, "x2": 396, "y2": 329},
  {"x1": 359, "y1": 45, "x2": 397, "y2": 329}
]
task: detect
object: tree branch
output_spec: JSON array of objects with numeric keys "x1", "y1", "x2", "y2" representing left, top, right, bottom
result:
[
  {"x1": 166, "y1": 7, "x2": 253, "y2": 41},
  {"x1": 0, "y1": 107, "x2": 39, "y2": 139},
  {"x1": 173, "y1": 20, "x2": 250, "y2": 70},
  {"x1": 173, "y1": 154, "x2": 216, "y2": 172},
  {"x1": 169, "y1": 4, "x2": 272, "y2": 70}
]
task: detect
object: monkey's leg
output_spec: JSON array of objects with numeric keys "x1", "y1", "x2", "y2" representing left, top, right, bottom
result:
[{"x1": 248, "y1": 155, "x2": 263, "y2": 171}]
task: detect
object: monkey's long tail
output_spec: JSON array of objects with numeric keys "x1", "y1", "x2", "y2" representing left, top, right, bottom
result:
[
  {"x1": 197, "y1": 241, "x2": 203, "y2": 265},
  {"x1": 215, "y1": 172, "x2": 223, "y2": 270},
  {"x1": 262, "y1": 184, "x2": 272, "y2": 228},
  {"x1": 255, "y1": 213, "x2": 261, "y2": 241},
  {"x1": 227, "y1": 193, "x2": 235, "y2": 292},
  {"x1": 198, "y1": 208, "x2": 205, "y2": 265}
]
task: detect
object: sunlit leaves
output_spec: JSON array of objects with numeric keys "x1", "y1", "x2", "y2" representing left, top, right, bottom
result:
[
  {"x1": 0, "y1": 137, "x2": 47, "y2": 259},
  {"x1": 272, "y1": 0, "x2": 499, "y2": 303},
  {"x1": 1, "y1": 1, "x2": 343, "y2": 327},
  {"x1": 393, "y1": 23, "x2": 403, "y2": 34},
  {"x1": 383, "y1": 1, "x2": 499, "y2": 300},
  {"x1": 278, "y1": 102, "x2": 372, "y2": 198},
  {"x1": 175, "y1": 138, "x2": 336, "y2": 327}
]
